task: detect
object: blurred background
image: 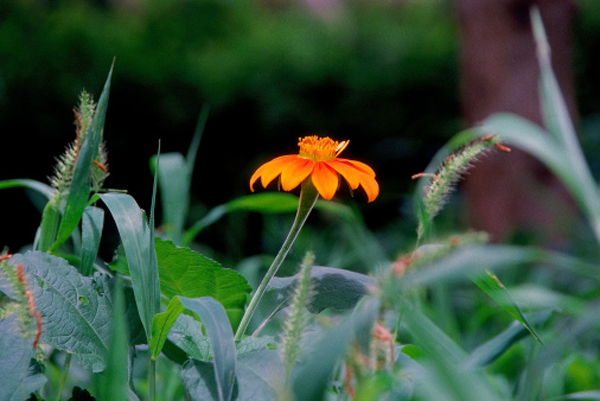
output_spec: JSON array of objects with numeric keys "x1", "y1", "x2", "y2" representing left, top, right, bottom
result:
[{"x1": 2, "y1": 0, "x2": 600, "y2": 264}]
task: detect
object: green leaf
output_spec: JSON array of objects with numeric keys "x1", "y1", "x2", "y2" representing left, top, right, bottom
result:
[
  {"x1": 0, "y1": 314, "x2": 46, "y2": 400},
  {"x1": 464, "y1": 311, "x2": 553, "y2": 369},
  {"x1": 52, "y1": 64, "x2": 113, "y2": 251},
  {"x1": 100, "y1": 193, "x2": 160, "y2": 341},
  {"x1": 268, "y1": 266, "x2": 377, "y2": 313},
  {"x1": 292, "y1": 296, "x2": 380, "y2": 400},
  {"x1": 150, "y1": 297, "x2": 185, "y2": 360},
  {"x1": 181, "y1": 349, "x2": 285, "y2": 401},
  {"x1": 11, "y1": 251, "x2": 112, "y2": 372},
  {"x1": 182, "y1": 192, "x2": 354, "y2": 245},
  {"x1": 155, "y1": 238, "x2": 251, "y2": 322},
  {"x1": 153, "y1": 152, "x2": 189, "y2": 244},
  {"x1": 169, "y1": 314, "x2": 212, "y2": 361},
  {"x1": 470, "y1": 270, "x2": 543, "y2": 343},
  {"x1": 97, "y1": 276, "x2": 129, "y2": 401},
  {"x1": 0, "y1": 179, "x2": 54, "y2": 199},
  {"x1": 80, "y1": 206, "x2": 104, "y2": 276},
  {"x1": 178, "y1": 296, "x2": 237, "y2": 401},
  {"x1": 36, "y1": 201, "x2": 62, "y2": 252}
]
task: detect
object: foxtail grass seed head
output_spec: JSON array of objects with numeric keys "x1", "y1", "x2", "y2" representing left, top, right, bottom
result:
[
  {"x1": 281, "y1": 251, "x2": 315, "y2": 378},
  {"x1": 414, "y1": 134, "x2": 510, "y2": 221},
  {"x1": 48, "y1": 90, "x2": 108, "y2": 202}
]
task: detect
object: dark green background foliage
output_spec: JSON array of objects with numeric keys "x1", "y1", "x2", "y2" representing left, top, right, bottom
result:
[{"x1": 1, "y1": 0, "x2": 600, "y2": 253}]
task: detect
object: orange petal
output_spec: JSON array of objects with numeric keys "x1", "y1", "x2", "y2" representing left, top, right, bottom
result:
[
  {"x1": 336, "y1": 158, "x2": 376, "y2": 177},
  {"x1": 280, "y1": 157, "x2": 314, "y2": 191},
  {"x1": 327, "y1": 160, "x2": 360, "y2": 189},
  {"x1": 356, "y1": 171, "x2": 379, "y2": 202},
  {"x1": 249, "y1": 155, "x2": 297, "y2": 190},
  {"x1": 311, "y1": 162, "x2": 339, "y2": 200}
]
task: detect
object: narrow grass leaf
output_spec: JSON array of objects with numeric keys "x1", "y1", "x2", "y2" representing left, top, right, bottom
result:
[
  {"x1": 0, "y1": 179, "x2": 54, "y2": 199},
  {"x1": 80, "y1": 206, "x2": 104, "y2": 276},
  {"x1": 36, "y1": 201, "x2": 61, "y2": 252},
  {"x1": 464, "y1": 311, "x2": 552, "y2": 369},
  {"x1": 178, "y1": 296, "x2": 237, "y2": 401},
  {"x1": 52, "y1": 64, "x2": 113, "y2": 251},
  {"x1": 97, "y1": 276, "x2": 129, "y2": 401},
  {"x1": 153, "y1": 152, "x2": 189, "y2": 244},
  {"x1": 150, "y1": 297, "x2": 185, "y2": 360},
  {"x1": 100, "y1": 193, "x2": 160, "y2": 340},
  {"x1": 11, "y1": 251, "x2": 112, "y2": 372},
  {"x1": 470, "y1": 270, "x2": 543, "y2": 343}
]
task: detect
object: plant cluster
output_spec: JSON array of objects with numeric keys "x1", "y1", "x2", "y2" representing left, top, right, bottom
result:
[{"x1": 1, "y1": 8, "x2": 600, "y2": 401}]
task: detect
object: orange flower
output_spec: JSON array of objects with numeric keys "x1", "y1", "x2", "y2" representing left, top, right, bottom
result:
[{"x1": 250, "y1": 136, "x2": 379, "y2": 202}]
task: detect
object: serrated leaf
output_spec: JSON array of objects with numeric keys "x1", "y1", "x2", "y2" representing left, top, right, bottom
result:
[
  {"x1": 80, "y1": 206, "x2": 104, "y2": 276},
  {"x1": 268, "y1": 266, "x2": 377, "y2": 313},
  {"x1": 52, "y1": 64, "x2": 113, "y2": 251},
  {"x1": 178, "y1": 296, "x2": 237, "y2": 401},
  {"x1": 155, "y1": 238, "x2": 251, "y2": 320},
  {"x1": 100, "y1": 192, "x2": 160, "y2": 341},
  {"x1": 0, "y1": 314, "x2": 46, "y2": 401},
  {"x1": 11, "y1": 251, "x2": 112, "y2": 372}
]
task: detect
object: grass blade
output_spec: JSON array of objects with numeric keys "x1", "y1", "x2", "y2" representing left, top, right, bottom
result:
[
  {"x1": 178, "y1": 296, "x2": 237, "y2": 401},
  {"x1": 80, "y1": 206, "x2": 104, "y2": 276},
  {"x1": 100, "y1": 193, "x2": 160, "y2": 340}
]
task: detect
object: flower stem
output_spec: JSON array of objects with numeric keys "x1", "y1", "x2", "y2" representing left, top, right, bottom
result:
[{"x1": 235, "y1": 181, "x2": 319, "y2": 341}]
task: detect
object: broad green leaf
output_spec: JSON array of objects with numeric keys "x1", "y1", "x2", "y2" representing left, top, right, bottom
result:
[
  {"x1": 0, "y1": 314, "x2": 46, "y2": 400},
  {"x1": 181, "y1": 349, "x2": 285, "y2": 401},
  {"x1": 155, "y1": 238, "x2": 251, "y2": 322},
  {"x1": 169, "y1": 314, "x2": 212, "y2": 361},
  {"x1": 100, "y1": 193, "x2": 160, "y2": 340},
  {"x1": 470, "y1": 270, "x2": 542, "y2": 343},
  {"x1": 52, "y1": 64, "x2": 113, "y2": 251},
  {"x1": 150, "y1": 297, "x2": 185, "y2": 360},
  {"x1": 178, "y1": 296, "x2": 237, "y2": 401},
  {"x1": 11, "y1": 251, "x2": 112, "y2": 372},
  {"x1": 268, "y1": 266, "x2": 377, "y2": 313},
  {"x1": 80, "y1": 206, "x2": 104, "y2": 276},
  {"x1": 97, "y1": 276, "x2": 129, "y2": 401}
]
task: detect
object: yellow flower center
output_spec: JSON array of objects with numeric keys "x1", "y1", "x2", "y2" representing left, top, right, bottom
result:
[{"x1": 297, "y1": 136, "x2": 348, "y2": 161}]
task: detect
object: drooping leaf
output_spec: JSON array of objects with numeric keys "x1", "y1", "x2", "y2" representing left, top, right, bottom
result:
[
  {"x1": 155, "y1": 238, "x2": 251, "y2": 322},
  {"x1": 178, "y1": 296, "x2": 237, "y2": 401},
  {"x1": 11, "y1": 251, "x2": 112, "y2": 372},
  {"x1": 268, "y1": 265, "x2": 377, "y2": 313},
  {"x1": 0, "y1": 314, "x2": 46, "y2": 400},
  {"x1": 470, "y1": 270, "x2": 543, "y2": 343},
  {"x1": 52, "y1": 64, "x2": 113, "y2": 251},
  {"x1": 0, "y1": 179, "x2": 54, "y2": 199},
  {"x1": 80, "y1": 206, "x2": 104, "y2": 276},
  {"x1": 100, "y1": 192, "x2": 160, "y2": 341}
]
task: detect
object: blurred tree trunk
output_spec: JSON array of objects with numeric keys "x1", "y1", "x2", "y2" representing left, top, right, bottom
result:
[{"x1": 457, "y1": 0, "x2": 578, "y2": 244}]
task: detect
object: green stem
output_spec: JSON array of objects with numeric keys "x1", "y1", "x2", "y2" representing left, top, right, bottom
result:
[
  {"x1": 56, "y1": 353, "x2": 71, "y2": 401},
  {"x1": 148, "y1": 358, "x2": 156, "y2": 401},
  {"x1": 235, "y1": 181, "x2": 319, "y2": 341}
]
